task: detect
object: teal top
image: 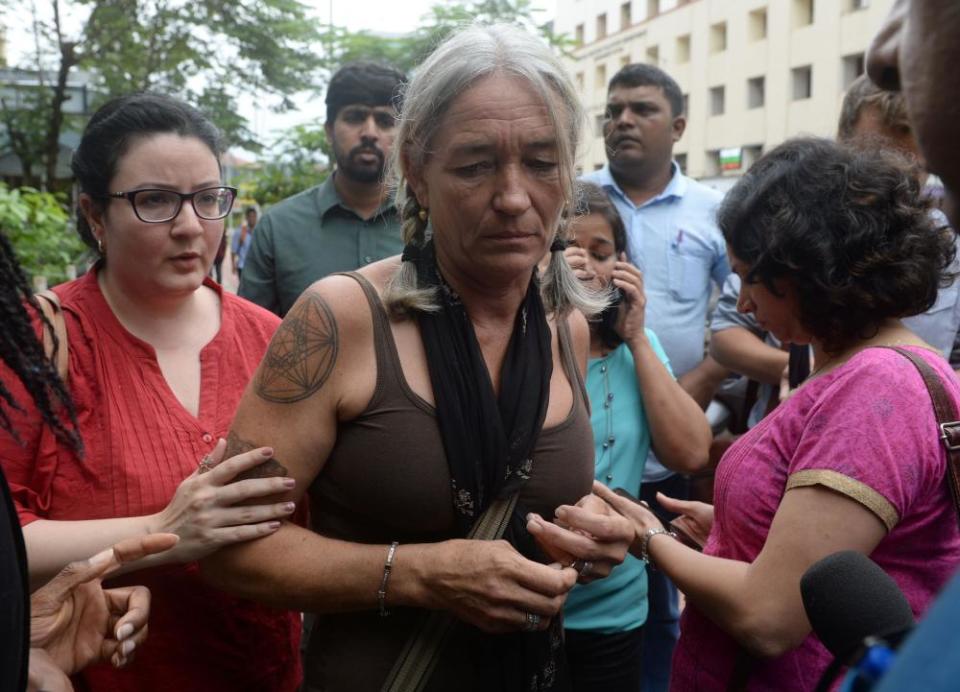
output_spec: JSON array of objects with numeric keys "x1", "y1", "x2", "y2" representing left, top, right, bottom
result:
[{"x1": 563, "y1": 330, "x2": 674, "y2": 633}]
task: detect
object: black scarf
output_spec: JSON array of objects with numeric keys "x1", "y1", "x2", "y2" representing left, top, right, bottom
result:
[{"x1": 402, "y1": 239, "x2": 568, "y2": 691}]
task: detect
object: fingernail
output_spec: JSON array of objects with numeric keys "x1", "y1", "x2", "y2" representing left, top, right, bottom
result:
[
  {"x1": 282, "y1": 478, "x2": 296, "y2": 488},
  {"x1": 116, "y1": 623, "x2": 134, "y2": 641},
  {"x1": 283, "y1": 502, "x2": 295, "y2": 513},
  {"x1": 261, "y1": 448, "x2": 274, "y2": 457},
  {"x1": 556, "y1": 507, "x2": 568, "y2": 518},
  {"x1": 527, "y1": 520, "x2": 542, "y2": 534},
  {"x1": 268, "y1": 521, "x2": 281, "y2": 530},
  {"x1": 121, "y1": 640, "x2": 136, "y2": 656},
  {"x1": 112, "y1": 654, "x2": 124, "y2": 668}
]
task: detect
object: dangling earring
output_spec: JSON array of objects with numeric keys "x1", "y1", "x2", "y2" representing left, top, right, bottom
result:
[
  {"x1": 96, "y1": 237, "x2": 104, "y2": 254},
  {"x1": 418, "y1": 208, "x2": 428, "y2": 222}
]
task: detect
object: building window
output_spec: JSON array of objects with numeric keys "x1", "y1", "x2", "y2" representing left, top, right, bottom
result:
[
  {"x1": 621, "y1": 53, "x2": 632, "y2": 67},
  {"x1": 705, "y1": 149, "x2": 722, "y2": 177},
  {"x1": 710, "y1": 22, "x2": 727, "y2": 54},
  {"x1": 576, "y1": 72, "x2": 585, "y2": 91},
  {"x1": 621, "y1": 2, "x2": 632, "y2": 30},
  {"x1": 846, "y1": 0, "x2": 869, "y2": 11},
  {"x1": 683, "y1": 93, "x2": 690, "y2": 116},
  {"x1": 747, "y1": 76, "x2": 765, "y2": 108},
  {"x1": 597, "y1": 13, "x2": 608, "y2": 40},
  {"x1": 793, "y1": 0, "x2": 814, "y2": 27},
  {"x1": 792, "y1": 65, "x2": 813, "y2": 100},
  {"x1": 743, "y1": 145, "x2": 763, "y2": 170},
  {"x1": 675, "y1": 153, "x2": 687, "y2": 174},
  {"x1": 596, "y1": 64, "x2": 607, "y2": 92},
  {"x1": 748, "y1": 7, "x2": 768, "y2": 41},
  {"x1": 595, "y1": 113, "x2": 606, "y2": 137},
  {"x1": 646, "y1": 0, "x2": 660, "y2": 19},
  {"x1": 842, "y1": 53, "x2": 865, "y2": 89},
  {"x1": 575, "y1": 24, "x2": 585, "y2": 46},
  {"x1": 676, "y1": 34, "x2": 691, "y2": 63},
  {"x1": 646, "y1": 44, "x2": 659, "y2": 64},
  {"x1": 710, "y1": 86, "x2": 725, "y2": 116}
]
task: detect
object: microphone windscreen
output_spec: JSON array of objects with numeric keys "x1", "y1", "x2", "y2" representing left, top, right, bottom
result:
[{"x1": 800, "y1": 550, "x2": 915, "y2": 660}]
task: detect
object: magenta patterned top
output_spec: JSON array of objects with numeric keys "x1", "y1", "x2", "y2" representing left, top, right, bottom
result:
[{"x1": 672, "y1": 346, "x2": 960, "y2": 691}]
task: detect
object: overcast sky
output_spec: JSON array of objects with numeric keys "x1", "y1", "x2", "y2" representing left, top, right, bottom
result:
[
  {"x1": 244, "y1": 0, "x2": 556, "y2": 147},
  {"x1": 6, "y1": 0, "x2": 556, "y2": 154}
]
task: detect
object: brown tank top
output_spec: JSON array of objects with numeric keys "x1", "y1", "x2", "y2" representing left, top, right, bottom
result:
[{"x1": 304, "y1": 272, "x2": 594, "y2": 692}]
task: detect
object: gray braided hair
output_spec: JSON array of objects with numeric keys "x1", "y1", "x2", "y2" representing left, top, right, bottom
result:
[{"x1": 384, "y1": 22, "x2": 607, "y2": 319}]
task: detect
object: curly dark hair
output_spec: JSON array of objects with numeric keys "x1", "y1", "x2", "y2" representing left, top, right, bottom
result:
[
  {"x1": 0, "y1": 231, "x2": 81, "y2": 452},
  {"x1": 719, "y1": 137, "x2": 955, "y2": 354}
]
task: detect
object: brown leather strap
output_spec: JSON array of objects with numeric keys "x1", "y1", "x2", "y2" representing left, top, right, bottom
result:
[
  {"x1": 885, "y1": 347, "x2": 960, "y2": 528},
  {"x1": 35, "y1": 290, "x2": 68, "y2": 384}
]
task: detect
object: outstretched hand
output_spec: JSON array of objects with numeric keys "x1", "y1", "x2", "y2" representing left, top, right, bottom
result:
[
  {"x1": 30, "y1": 533, "x2": 178, "y2": 675},
  {"x1": 526, "y1": 493, "x2": 633, "y2": 584}
]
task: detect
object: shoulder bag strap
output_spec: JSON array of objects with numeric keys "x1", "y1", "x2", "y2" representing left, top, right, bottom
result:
[
  {"x1": 381, "y1": 492, "x2": 519, "y2": 692},
  {"x1": 35, "y1": 290, "x2": 69, "y2": 385},
  {"x1": 886, "y1": 347, "x2": 960, "y2": 528}
]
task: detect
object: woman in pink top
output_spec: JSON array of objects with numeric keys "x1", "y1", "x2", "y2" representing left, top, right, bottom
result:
[{"x1": 542, "y1": 138, "x2": 960, "y2": 690}]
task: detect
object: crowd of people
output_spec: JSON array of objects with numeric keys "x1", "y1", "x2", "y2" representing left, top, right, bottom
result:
[{"x1": 3, "y1": 0, "x2": 960, "y2": 690}]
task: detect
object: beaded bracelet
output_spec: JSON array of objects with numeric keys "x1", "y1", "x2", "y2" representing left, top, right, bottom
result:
[
  {"x1": 378, "y1": 541, "x2": 400, "y2": 617},
  {"x1": 640, "y1": 527, "x2": 677, "y2": 564}
]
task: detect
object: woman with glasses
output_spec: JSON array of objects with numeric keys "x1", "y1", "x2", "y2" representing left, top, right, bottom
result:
[{"x1": 0, "y1": 93, "x2": 303, "y2": 691}]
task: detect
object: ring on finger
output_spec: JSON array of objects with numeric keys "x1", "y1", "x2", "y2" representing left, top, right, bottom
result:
[
  {"x1": 523, "y1": 612, "x2": 541, "y2": 632},
  {"x1": 197, "y1": 455, "x2": 215, "y2": 474},
  {"x1": 578, "y1": 561, "x2": 594, "y2": 579}
]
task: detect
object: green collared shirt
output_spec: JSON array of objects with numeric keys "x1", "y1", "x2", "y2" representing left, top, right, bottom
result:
[{"x1": 238, "y1": 175, "x2": 403, "y2": 315}]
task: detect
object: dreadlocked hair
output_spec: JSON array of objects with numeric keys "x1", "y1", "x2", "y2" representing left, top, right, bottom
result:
[{"x1": 0, "y1": 232, "x2": 82, "y2": 454}]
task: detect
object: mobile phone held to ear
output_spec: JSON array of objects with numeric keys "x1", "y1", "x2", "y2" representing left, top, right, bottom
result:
[{"x1": 612, "y1": 487, "x2": 705, "y2": 552}]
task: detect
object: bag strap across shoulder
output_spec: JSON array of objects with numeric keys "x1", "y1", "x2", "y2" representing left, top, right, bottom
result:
[
  {"x1": 35, "y1": 290, "x2": 69, "y2": 385},
  {"x1": 380, "y1": 492, "x2": 519, "y2": 692},
  {"x1": 885, "y1": 347, "x2": 960, "y2": 528}
]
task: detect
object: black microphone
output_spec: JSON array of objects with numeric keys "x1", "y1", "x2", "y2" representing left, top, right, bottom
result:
[{"x1": 801, "y1": 551, "x2": 915, "y2": 691}]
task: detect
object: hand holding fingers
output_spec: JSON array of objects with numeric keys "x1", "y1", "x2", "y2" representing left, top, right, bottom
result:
[
  {"x1": 526, "y1": 508, "x2": 632, "y2": 582},
  {"x1": 592, "y1": 481, "x2": 665, "y2": 543},
  {"x1": 424, "y1": 539, "x2": 575, "y2": 634}
]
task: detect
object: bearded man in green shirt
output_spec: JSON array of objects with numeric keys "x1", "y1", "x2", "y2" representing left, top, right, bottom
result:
[{"x1": 240, "y1": 62, "x2": 406, "y2": 316}]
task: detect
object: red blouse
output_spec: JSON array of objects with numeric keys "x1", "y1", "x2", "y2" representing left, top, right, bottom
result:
[{"x1": 0, "y1": 270, "x2": 302, "y2": 692}]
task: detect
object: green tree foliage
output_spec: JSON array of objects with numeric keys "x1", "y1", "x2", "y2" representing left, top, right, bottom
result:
[
  {"x1": 0, "y1": 183, "x2": 87, "y2": 286},
  {"x1": 325, "y1": 0, "x2": 569, "y2": 73},
  {"x1": 245, "y1": 123, "x2": 331, "y2": 206},
  {"x1": 1, "y1": 0, "x2": 325, "y2": 188}
]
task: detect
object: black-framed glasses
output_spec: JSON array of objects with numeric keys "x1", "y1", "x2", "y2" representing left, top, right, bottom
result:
[{"x1": 102, "y1": 186, "x2": 237, "y2": 223}]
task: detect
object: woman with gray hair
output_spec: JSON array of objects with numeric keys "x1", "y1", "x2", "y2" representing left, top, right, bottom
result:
[{"x1": 203, "y1": 22, "x2": 632, "y2": 692}]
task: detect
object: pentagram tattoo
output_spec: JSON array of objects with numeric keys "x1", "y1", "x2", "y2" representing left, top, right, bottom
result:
[
  {"x1": 256, "y1": 292, "x2": 338, "y2": 403},
  {"x1": 224, "y1": 430, "x2": 289, "y2": 480}
]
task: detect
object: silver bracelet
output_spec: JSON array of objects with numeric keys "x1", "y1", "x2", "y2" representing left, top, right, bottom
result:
[
  {"x1": 640, "y1": 528, "x2": 677, "y2": 564},
  {"x1": 378, "y1": 541, "x2": 399, "y2": 617}
]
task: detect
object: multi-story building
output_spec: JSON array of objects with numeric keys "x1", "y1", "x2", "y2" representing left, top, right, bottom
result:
[{"x1": 554, "y1": 0, "x2": 895, "y2": 188}]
